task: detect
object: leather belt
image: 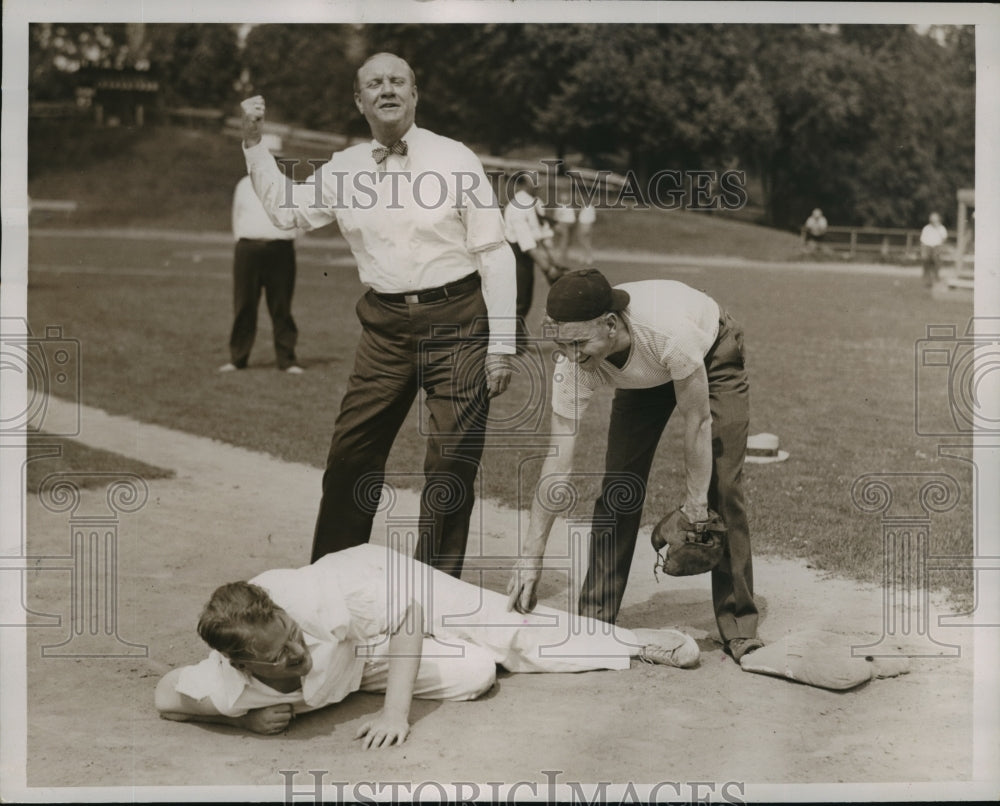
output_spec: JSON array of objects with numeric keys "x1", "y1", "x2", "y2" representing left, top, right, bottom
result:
[{"x1": 374, "y1": 273, "x2": 480, "y2": 304}]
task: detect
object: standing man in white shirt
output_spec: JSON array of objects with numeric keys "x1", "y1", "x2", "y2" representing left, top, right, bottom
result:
[
  {"x1": 503, "y1": 173, "x2": 559, "y2": 352},
  {"x1": 575, "y1": 201, "x2": 597, "y2": 265},
  {"x1": 919, "y1": 212, "x2": 948, "y2": 288},
  {"x1": 506, "y1": 269, "x2": 764, "y2": 663},
  {"x1": 239, "y1": 53, "x2": 516, "y2": 576},
  {"x1": 220, "y1": 134, "x2": 304, "y2": 374},
  {"x1": 550, "y1": 189, "x2": 577, "y2": 265},
  {"x1": 802, "y1": 208, "x2": 828, "y2": 253}
]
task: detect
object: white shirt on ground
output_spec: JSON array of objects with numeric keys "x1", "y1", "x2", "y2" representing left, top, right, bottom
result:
[{"x1": 174, "y1": 544, "x2": 635, "y2": 716}]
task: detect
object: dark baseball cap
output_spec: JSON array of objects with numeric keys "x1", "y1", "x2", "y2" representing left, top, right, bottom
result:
[{"x1": 546, "y1": 269, "x2": 630, "y2": 322}]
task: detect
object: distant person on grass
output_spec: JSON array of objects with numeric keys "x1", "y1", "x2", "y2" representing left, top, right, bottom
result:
[
  {"x1": 803, "y1": 208, "x2": 828, "y2": 252},
  {"x1": 919, "y1": 212, "x2": 948, "y2": 288},
  {"x1": 506, "y1": 269, "x2": 764, "y2": 663},
  {"x1": 155, "y1": 544, "x2": 699, "y2": 747},
  {"x1": 503, "y1": 172, "x2": 562, "y2": 351},
  {"x1": 549, "y1": 189, "x2": 577, "y2": 265},
  {"x1": 575, "y1": 200, "x2": 597, "y2": 265},
  {"x1": 239, "y1": 53, "x2": 516, "y2": 576},
  {"x1": 219, "y1": 133, "x2": 305, "y2": 375}
]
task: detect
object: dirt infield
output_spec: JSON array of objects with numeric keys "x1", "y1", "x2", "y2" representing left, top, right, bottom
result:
[{"x1": 18, "y1": 395, "x2": 980, "y2": 798}]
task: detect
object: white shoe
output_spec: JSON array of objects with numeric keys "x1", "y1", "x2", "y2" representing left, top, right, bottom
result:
[
  {"x1": 285, "y1": 365, "x2": 305, "y2": 374},
  {"x1": 632, "y1": 628, "x2": 700, "y2": 669},
  {"x1": 218, "y1": 363, "x2": 239, "y2": 372}
]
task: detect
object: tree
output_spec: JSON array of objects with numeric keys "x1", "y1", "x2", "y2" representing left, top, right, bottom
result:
[
  {"x1": 242, "y1": 24, "x2": 362, "y2": 134},
  {"x1": 29, "y1": 23, "x2": 136, "y2": 101},
  {"x1": 146, "y1": 24, "x2": 241, "y2": 108}
]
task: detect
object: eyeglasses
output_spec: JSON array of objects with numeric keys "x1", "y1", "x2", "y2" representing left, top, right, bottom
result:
[{"x1": 232, "y1": 614, "x2": 307, "y2": 669}]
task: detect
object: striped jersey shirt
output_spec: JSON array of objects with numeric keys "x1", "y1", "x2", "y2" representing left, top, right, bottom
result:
[{"x1": 551, "y1": 280, "x2": 721, "y2": 421}]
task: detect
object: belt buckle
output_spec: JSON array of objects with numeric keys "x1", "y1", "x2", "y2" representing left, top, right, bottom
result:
[{"x1": 404, "y1": 293, "x2": 420, "y2": 304}]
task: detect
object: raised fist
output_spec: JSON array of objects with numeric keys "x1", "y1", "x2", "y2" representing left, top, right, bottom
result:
[{"x1": 240, "y1": 95, "x2": 266, "y2": 147}]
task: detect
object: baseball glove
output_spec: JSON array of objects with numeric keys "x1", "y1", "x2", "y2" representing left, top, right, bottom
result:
[{"x1": 651, "y1": 508, "x2": 726, "y2": 577}]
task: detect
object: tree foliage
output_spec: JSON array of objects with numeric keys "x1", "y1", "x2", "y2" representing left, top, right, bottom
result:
[{"x1": 29, "y1": 22, "x2": 975, "y2": 230}]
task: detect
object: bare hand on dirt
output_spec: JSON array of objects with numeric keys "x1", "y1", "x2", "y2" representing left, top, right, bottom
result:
[
  {"x1": 506, "y1": 557, "x2": 541, "y2": 614},
  {"x1": 240, "y1": 703, "x2": 293, "y2": 735},
  {"x1": 355, "y1": 708, "x2": 410, "y2": 749}
]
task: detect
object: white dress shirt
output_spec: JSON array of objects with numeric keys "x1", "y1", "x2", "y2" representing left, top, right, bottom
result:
[
  {"x1": 920, "y1": 223, "x2": 948, "y2": 248},
  {"x1": 503, "y1": 189, "x2": 548, "y2": 251},
  {"x1": 244, "y1": 124, "x2": 516, "y2": 353},
  {"x1": 231, "y1": 175, "x2": 297, "y2": 241},
  {"x1": 173, "y1": 545, "x2": 634, "y2": 716}
]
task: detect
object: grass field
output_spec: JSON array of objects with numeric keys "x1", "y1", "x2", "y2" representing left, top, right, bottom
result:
[
  {"x1": 26, "y1": 228, "x2": 974, "y2": 604},
  {"x1": 25, "y1": 433, "x2": 174, "y2": 494}
]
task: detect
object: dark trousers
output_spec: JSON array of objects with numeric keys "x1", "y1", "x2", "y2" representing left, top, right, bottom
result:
[
  {"x1": 511, "y1": 242, "x2": 534, "y2": 352},
  {"x1": 922, "y1": 245, "x2": 941, "y2": 288},
  {"x1": 311, "y1": 285, "x2": 491, "y2": 577},
  {"x1": 229, "y1": 239, "x2": 298, "y2": 369},
  {"x1": 578, "y1": 311, "x2": 758, "y2": 643}
]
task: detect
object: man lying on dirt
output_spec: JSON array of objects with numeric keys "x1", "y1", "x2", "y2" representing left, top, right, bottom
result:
[{"x1": 155, "y1": 544, "x2": 699, "y2": 748}]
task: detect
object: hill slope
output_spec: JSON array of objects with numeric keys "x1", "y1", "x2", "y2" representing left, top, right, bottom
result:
[{"x1": 28, "y1": 120, "x2": 803, "y2": 260}]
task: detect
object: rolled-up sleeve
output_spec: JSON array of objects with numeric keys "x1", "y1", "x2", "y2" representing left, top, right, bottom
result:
[
  {"x1": 477, "y1": 243, "x2": 517, "y2": 355},
  {"x1": 244, "y1": 142, "x2": 339, "y2": 232},
  {"x1": 453, "y1": 148, "x2": 505, "y2": 254}
]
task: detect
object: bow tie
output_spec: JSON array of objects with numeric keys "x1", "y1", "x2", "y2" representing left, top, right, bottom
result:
[{"x1": 372, "y1": 140, "x2": 408, "y2": 165}]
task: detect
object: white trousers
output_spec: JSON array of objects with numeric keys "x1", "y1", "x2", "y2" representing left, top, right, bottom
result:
[{"x1": 357, "y1": 562, "x2": 640, "y2": 701}]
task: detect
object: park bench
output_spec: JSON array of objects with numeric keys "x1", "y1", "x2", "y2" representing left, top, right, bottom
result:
[{"x1": 801, "y1": 225, "x2": 927, "y2": 261}]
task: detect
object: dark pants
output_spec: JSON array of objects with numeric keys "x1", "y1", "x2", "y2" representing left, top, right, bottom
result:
[
  {"x1": 578, "y1": 311, "x2": 758, "y2": 643},
  {"x1": 511, "y1": 242, "x2": 534, "y2": 353},
  {"x1": 922, "y1": 245, "x2": 941, "y2": 288},
  {"x1": 229, "y1": 239, "x2": 298, "y2": 369},
  {"x1": 311, "y1": 284, "x2": 491, "y2": 577}
]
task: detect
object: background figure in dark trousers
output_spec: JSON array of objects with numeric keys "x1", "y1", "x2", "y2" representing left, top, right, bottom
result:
[
  {"x1": 507, "y1": 270, "x2": 763, "y2": 663},
  {"x1": 503, "y1": 174, "x2": 557, "y2": 352},
  {"x1": 220, "y1": 134, "x2": 303, "y2": 374},
  {"x1": 227, "y1": 234, "x2": 299, "y2": 370},
  {"x1": 239, "y1": 54, "x2": 516, "y2": 576},
  {"x1": 919, "y1": 211, "x2": 948, "y2": 289}
]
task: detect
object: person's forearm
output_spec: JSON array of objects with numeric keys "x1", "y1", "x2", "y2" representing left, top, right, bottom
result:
[
  {"x1": 477, "y1": 243, "x2": 517, "y2": 354},
  {"x1": 244, "y1": 144, "x2": 335, "y2": 233},
  {"x1": 682, "y1": 414, "x2": 713, "y2": 512},
  {"x1": 382, "y1": 603, "x2": 423, "y2": 720},
  {"x1": 523, "y1": 452, "x2": 574, "y2": 558},
  {"x1": 159, "y1": 710, "x2": 246, "y2": 729}
]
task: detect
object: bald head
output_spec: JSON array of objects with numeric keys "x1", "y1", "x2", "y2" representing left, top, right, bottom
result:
[
  {"x1": 354, "y1": 52, "x2": 418, "y2": 143},
  {"x1": 354, "y1": 52, "x2": 415, "y2": 93}
]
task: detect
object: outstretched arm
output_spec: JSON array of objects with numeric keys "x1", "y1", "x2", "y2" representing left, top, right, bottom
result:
[
  {"x1": 355, "y1": 602, "x2": 424, "y2": 750},
  {"x1": 154, "y1": 668, "x2": 294, "y2": 735},
  {"x1": 506, "y1": 410, "x2": 579, "y2": 613},
  {"x1": 240, "y1": 95, "x2": 337, "y2": 232}
]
